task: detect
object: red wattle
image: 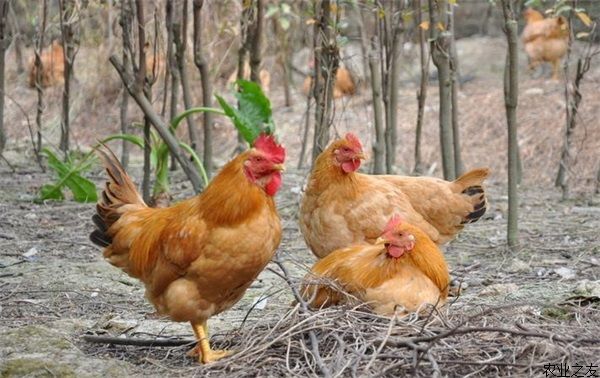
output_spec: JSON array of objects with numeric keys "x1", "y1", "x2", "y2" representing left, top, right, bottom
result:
[
  {"x1": 265, "y1": 172, "x2": 282, "y2": 196},
  {"x1": 387, "y1": 245, "x2": 405, "y2": 258},
  {"x1": 341, "y1": 159, "x2": 361, "y2": 173}
]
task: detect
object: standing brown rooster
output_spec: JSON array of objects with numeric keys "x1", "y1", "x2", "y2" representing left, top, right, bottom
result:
[
  {"x1": 90, "y1": 134, "x2": 285, "y2": 363},
  {"x1": 300, "y1": 133, "x2": 489, "y2": 258}
]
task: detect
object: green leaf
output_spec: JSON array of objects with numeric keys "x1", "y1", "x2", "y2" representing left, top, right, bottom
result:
[
  {"x1": 40, "y1": 184, "x2": 64, "y2": 201},
  {"x1": 215, "y1": 79, "x2": 275, "y2": 146},
  {"x1": 64, "y1": 175, "x2": 99, "y2": 203},
  {"x1": 38, "y1": 148, "x2": 98, "y2": 203},
  {"x1": 215, "y1": 94, "x2": 260, "y2": 144}
]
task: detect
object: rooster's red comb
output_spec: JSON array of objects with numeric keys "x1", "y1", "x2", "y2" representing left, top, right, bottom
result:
[
  {"x1": 345, "y1": 132, "x2": 363, "y2": 150},
  {"x1": 383, "y1": 214, "x2": 403, "y2": 234},
  {"x1": 254, "y1": 133, "x2": 286, "y2": 164}
]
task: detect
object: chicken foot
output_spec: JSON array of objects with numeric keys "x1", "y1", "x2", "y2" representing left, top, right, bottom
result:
[{"x1": 188, "y1": 321, "x2": 232, "y2": 364}]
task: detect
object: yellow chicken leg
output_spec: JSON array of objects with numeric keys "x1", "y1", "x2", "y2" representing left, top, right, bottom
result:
[{"x1": 189, "y1": 321, "x2": 231, "y2": 364}]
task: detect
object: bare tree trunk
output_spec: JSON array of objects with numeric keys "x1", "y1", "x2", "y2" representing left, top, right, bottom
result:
[
  {"x1": 58, "y1": 0, "x2": 77, "y2": 156},
  {"x1": 297, "y1": 95, "x2": 312, "y2": 169},
  {"x1": 234, "y1": 0, "x2": 252, "y2": 151},
  {"x1": 413, "y1": 0, "x2": 429, "y2": 175},
  {"x1": 556, "y1": 29, "x2": 596, "y2": 200},
  {"x1": 480, "y1": 3, "x2": 493, "y2": 36},
  {"x1": 369, "y1": 51, "x2": 384, "y2": 174},
  {"x1": 0, "y1": 0, "x2": 8, "y2": 153},
  {"x1": 34, "y1": 0, "x2": 48, "y2": 169},
  {"x1": 385, "y1": 21, "x2": 401, "y2": 174},
  {"x1": 107, "y1": 0, "x2": 113, "y2": 53},
  {"x1": 311, "y1": 0, "x2": 338, "y2": 163},
  {"x1": 135, "y1": 0, "x2": 152, "y2": 203},
  {"x1": 8, "y1": 5, "x2": 23, "y2": 74},
  {"x1": 119, "y1": 0, "x2": 133, "y2": 168},
  {"x1": 249, "y1": 0, "x2": 264, "y2": 84},
  {"x1": 192, "y1": 0, "x2": 213, "y2": 178},
  {"x1": 272, "y1": 15, "x2": 291, "y2": 107},
  {"x1": 175, "y1": 0, "x2": 199, "y2": 152},
  {"x1": 165, "y1": 0, "x2": 179, "y2": 172},
  {"x1": 353, "y1": 1, "x2": 369, "y2": 85},
  {"x1": 448, "y1": 2, "x2": 463, "y2": 177},
  {"x1": 501, "y1": 0, "x2": 519, "y2": 249},
  {"x1": 429, "y1": 0, "x2": 455, "y2": 180}
]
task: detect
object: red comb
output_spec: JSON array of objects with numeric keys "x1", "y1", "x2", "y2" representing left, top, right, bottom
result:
[
  {"x1": 254, "y1": 133, "x2": 286, "y2": 164},
  {"x1": 383, "y1": 214, "x2": 403, "y2": 233},
  {"x1": 345, "y1": 133, "x2": 363, "y2": 150}
]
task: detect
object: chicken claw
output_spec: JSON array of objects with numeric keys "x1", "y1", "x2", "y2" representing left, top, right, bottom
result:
[{"x1": 190, "y1": 321, "x2": 233, "y2": 364}]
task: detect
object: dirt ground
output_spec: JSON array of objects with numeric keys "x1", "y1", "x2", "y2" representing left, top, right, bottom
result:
[{"x1": 1, "y1": 35, "x2": 600, "y2": 376}]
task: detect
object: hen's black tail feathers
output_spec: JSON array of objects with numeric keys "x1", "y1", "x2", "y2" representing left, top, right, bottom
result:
[
  {"x1": 90, "y1": 145, "x2": 146, "y2": 248},
  {"x1": 461, "y1": 185, "x2": 487, "y2": 224},
  {"x1": 452, "y1": 168, "x2": 489, "y2": 225}
]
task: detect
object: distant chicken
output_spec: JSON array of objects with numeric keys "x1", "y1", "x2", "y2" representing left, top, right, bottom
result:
[
  {"x1": 302, "y1": 66, "x2": 356, "y2": 99},
  {"x1": 522, "y1": 8, "x2": 569, "y2": 80},
  {"x1": 228, "y1": 60, "x2": 271, "y2": 95},
  {"x1": 302, "y1": 216, "x2": 450, "y2": 316},
  {"x1": 90, "y1": 134, "x2": 285, "y2": 363},
  {"x1": 300, "y1": 133, "x2": 489, "y2": 258},
  {"x1": 28, "y1": 40, "x2": 65, "y2": 88}
]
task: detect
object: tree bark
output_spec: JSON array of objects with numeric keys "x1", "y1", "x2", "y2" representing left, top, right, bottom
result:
[
  {"x1": 413, "y1": 0, "x2": 429, "y2": 175},
  {"x1": 0, "y1": 0, "x2": 8, "y2": 153},
  {"x1": 34, "y1": 0, "x2": 48, "y2": 169},
  {"x1": 311, "y1": 0, "x2": 338, "y2": 164},
  {"x1": 118, "y1": 0, "x2": 133, "y2": 169},
  {"x1": 501, "y1": 0, "x2": 519, "y2": 248},
  {"x1": 175, "y1": 0, "x2": 199, "y2": 152},
  {"x1": 192, "y1": 0, "x2": 213, "y2": 178},
  {"x1": 556, "y1": 53, "x2": 593, "y2": 199},
  {"x1": 297, "y1": 94, "x2": 312, "y2": 169},
  {"x1": 8, "y1": 4, "x2": 22, "y2": 74},
  {"x1": 134, "y1": 0, "x2": 152, "y2": 202},
  {"x1": 164, "y1": 0, "x2": 178, "y2": 172},
  {"x1": 353, "y1": 1, "x2": 369, "y2": 85},
  {"x1": 58, "y1": 0, "x2": 77, "y2": 156},
  {"x1": 272, "y1": 14, "x2": 291, "y2": 107},
  {"x1": 448, "y1": 2, "x2": 463, "y2": 177},
  {"x1": 385, "y1": 21, "x2": 401, "y2": 174},
  {"x1": 369, "y1": 52, "x2": 384, "y2": 174},
  {"x1": 429, "y1": 0, "x2": 455, "y2": 180},
  {"x1": 234, "y1": 0, "x2": 252, "y2": 151},
  {"x1": 249, "y1": 0, "x2": 264, "y2": 84}
]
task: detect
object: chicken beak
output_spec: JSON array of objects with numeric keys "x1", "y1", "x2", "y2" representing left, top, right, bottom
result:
[
  {"x1": 375, "y1": 237, "x2": 387, "y2": 245},
  {"x1": 273, "y1": 163, "x2": 286, "y2": 172},
  {"x1": 356, "y1": 152, "x2": 367, "y2": 160}
]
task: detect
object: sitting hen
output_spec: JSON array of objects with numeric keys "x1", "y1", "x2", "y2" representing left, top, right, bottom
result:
[{"x1": 302, "y1": 215, "x2": 450, "y2": 316}]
